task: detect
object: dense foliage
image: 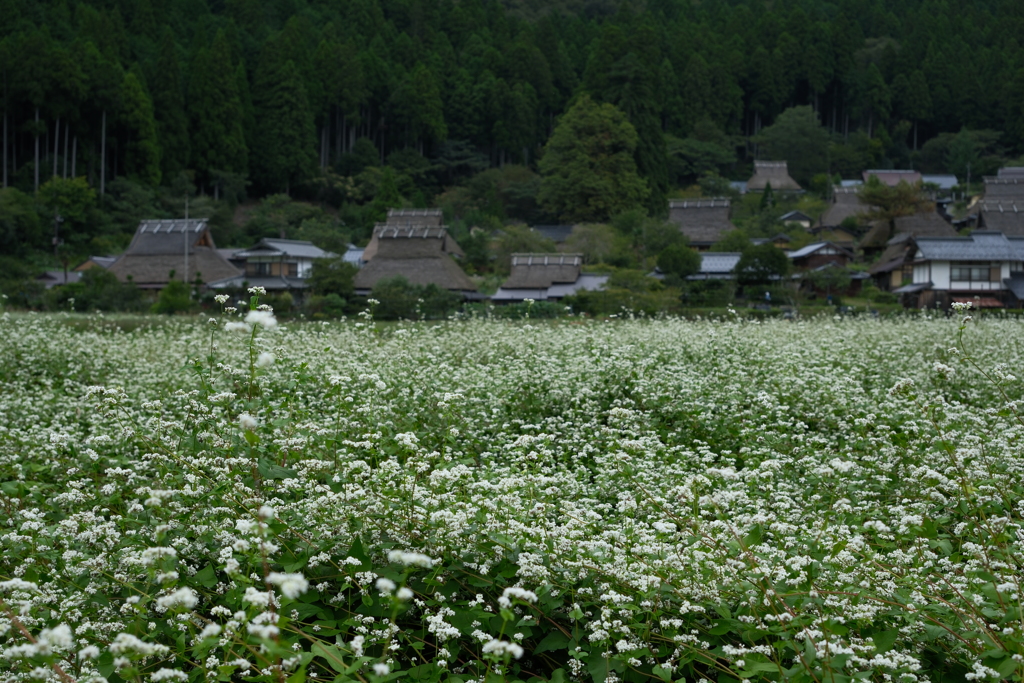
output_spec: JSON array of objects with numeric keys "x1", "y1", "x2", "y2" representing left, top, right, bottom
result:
[
  {"x1": 2, "y1": 306, "x2": 1024, "y2": 682},
  {"x1": 2, "y1": 0, "x2": 1024, "y2": 264}
]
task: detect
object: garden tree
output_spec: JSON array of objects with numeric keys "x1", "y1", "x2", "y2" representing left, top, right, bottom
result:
[
  {"x1": 858, "y1": 176, "x2": 931, "y2": 224},
  {"x1": 736, "y1": 243, "x2": 790, "y2": 286},
  {"x1": 187, "y1": 31, "x2": 248, "y2": 194},
  {"x1": 755, "y1": 106, "x2": 829, "y2": 187},
  {"x1": 493, "y1": 224, "x2": 555, "y2": 275},
  {"x1": 666, "y1": 135, "x2": 735, "y2": 186},
  {"x1": 565, "y1": 223, "x2": 625, "y2": 265},
  {"x1": 657, "y1": 243, "x2": 701, "y2": 279},
  {"x1": 251, "y1": 44, "x2": 316, "y2": 195},
  {"x1": 806, "y1": 264, "x2": 851, "y2": 300},
  {"x1": 150, "y1": 28, "x2": 189, "y2": 182},
  {"x1": 118, "y1": 71, "x2": 161, "y2": 186},
  {"x1": 709, "y1": 228, "x2": 752, "y2": 253},
  {"x1": 151, "y1": 279, "x2": 194, "y2": 314},
  {"x1": 37, "y1": 176, "x2": 96, "y2": 250},
  {"x1": 945, "y1": 128, "x2": 980, "y2": 183},
  {"x1": 307, "y1": 257, "x2": 357, "y2": 299},
  {"x1": 538, "y1": 95, "x2": 649, "y2": 223}
]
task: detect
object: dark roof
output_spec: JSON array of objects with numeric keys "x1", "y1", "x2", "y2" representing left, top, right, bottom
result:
[
  {"x1": 998, "y1": 167, "x2": 1024, "y2": 179},
  {"x1": 353, "y1": 229, "x2": 476, "y2": 292},
  {"x1": 208, "y1": 275, "x2": 310, "y2": 291},
  {"x1": 787, "y1": 242, "x2": 854, "y2": 261},
  {"x1": 864, "y1": 170, "x2": 922, "y2": 186},
  {"x1": 747, "y1": 161, "x2": 801, "y2": 191},
  {"x1": 978, "y1": 201, "x2": 1024, "y2": 235},
  {"x1": 73, "y1": 255, "x2": 117, "y2": 271},
  {"x1": 234, "y1": 238, "x2": 333, "y2": 259},
  {"x1": 37, "y1": 270, "x2": 82, "y2": 288},
  {"x1": 108, "y1": 218, "x2": 241, "y2": 287},
  {"x1": 780, "y1": 210, "x2": 813, "y2": 222},
  {"x1": 502, "y1": 254, "x2": 583, "y2": 289},
  {"x1": 668, "y1": 198, "x2": 736, "y2": 245},
  {"x1": 531, "y1": 225, "x2": 574, "y2": 243},
  {"x1": 915, "y1": 231, "x2": 1024, "y2": 261},
  {"x1": 982, "y1": 177, "x2": 1024, "y2": 201},
  {"x1": 819, "y1": 187, "x2": 869, "y2": 227}
]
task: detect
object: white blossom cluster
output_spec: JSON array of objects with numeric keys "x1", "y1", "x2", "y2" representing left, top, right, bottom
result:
[{"x1": 0, "y1": 313, "x2": 1022, "y2": 681}]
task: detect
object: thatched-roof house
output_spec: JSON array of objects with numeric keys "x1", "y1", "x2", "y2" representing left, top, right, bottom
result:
[
  {"x1": 492, "y1": 253, "x2": 607, "y2": 302},
  {"x1": 353, "y1": 227, "x2": 476, "y2": 295},
  {"x1": 976, "y1": 200, "x2": 1024, "y2": 235},
  {"x1": 863, "y1": 169, "x2": 921, "y2": 187},
  {"x1": 108, "y1": 219, "x2": 240, "y2": 289},
  {"x1": 819, "y1": 187, "x2": 869, "y2": 228},
  {"x1": 363, "y1": 209, "x2": 461, "y2": 262},
  {"x1": 747, "y1": 161, "x2": 801, "y2": 192},
  {"x1": 667, "y1": 198, "x2": 736, "y2": 249},
  {"x1": 859, "y1": 210, "x2": 957, "y2": 259}
]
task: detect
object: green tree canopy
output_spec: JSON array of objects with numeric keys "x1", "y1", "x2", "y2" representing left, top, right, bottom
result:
[
  {"x1": 736, "y1": 243, "x2": 790, "y2": 286},
  {"x1": 755, "y1": 106, "x2": 829, "y2": 187},
  {"x1": 538, "y1": 95, "x2": 649, "y2": 223},
  {"x1": 657, "y1": 244, "x2": 701, "y2": 280}
]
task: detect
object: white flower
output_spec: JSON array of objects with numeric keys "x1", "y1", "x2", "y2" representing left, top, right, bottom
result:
[
  {"x1": 36, "y1": 625, "x2": 74, "y2": 653},
  {"x1": 150, "y1": 668, "x2": 189, "y2": 682},
  {"x1": 482, "y1": 639, "x2": 525, "y2": 659},
  {"x1": 239, "y1": 413, "x2": 258, "y2": 430},
  {"x1": 256, "y1": 352, "x2": 275, "y2": 367},
  {"x1": 387, "y1": 550, "x2": 435, "y2": 568},
  {"x1": 243, "y1": 587, "x2": 272, "y2": 608},
  {"x1": 373, "y1": 663, "x2": 390, "y2": 675},
  {"x1": 214, "y1": 294, "x2": 230, "y2": 304},
  {"x1": 155, "y1": 587, "x2": 198, "y2": 612},
  {"x1": 245, "y1": 309, "x2": 278, "y2": 330},
  {"x1": 396, "y1": 587, "x2": 414, "y2": 601},
  {"x1": 267, "y1": 572, "x2": 309, "y2": 599},
  {"x1": 199, "y1": 624, "x2": 222, "y2": 639},
  {"x1": 224, "y1": 321, "x2": 252, "y2": 333},
  {"x1": 375, "y1": 577, "x2": 397, "y2": 593},
  {"x1": 350, "y1": 635, "x2": 365, "y2": 657},
  {"x1": 78, "y1": 645, "x2": 101, "y2": 660},
  {"x1": 248, "y1": 286, "x2": 267, "y2": 295}
]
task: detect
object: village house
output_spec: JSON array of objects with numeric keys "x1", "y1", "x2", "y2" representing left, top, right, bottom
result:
[
  {"x1": 208, "y1": 238, "x2": 334, "y2": 298},
  {"x1": 787, "y1": 242, "x2": 854, "y2": 271},
  {"x1": 746, "y1": 161, "x2": 802, "y2": 192},
  {"x1": 491, "y1": 253, "x2": 608, "y2": 302},
  {"x1": 353, "y1": 225, "x2": 477, "y2": 297},
  {"x1": 863, "y1": 169, "x2": 922, "y2": 186},
  {"x1": 107, "y1": 218, "x2": 240, "y2": 289},
  {"x1": 817, "y1": 187, "x2": 869, "y2": 243},
  {"x1": 667, "y1": 198, "x2": 737, "y2": 250},
  {"x1": 892, "y1": 231, "x2": 1024, "y2": 308}
]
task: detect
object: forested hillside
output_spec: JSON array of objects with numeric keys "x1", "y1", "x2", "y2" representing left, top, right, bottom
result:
[{"x1": 2, "y1": 0, "x2": 1024, "y2": 270}]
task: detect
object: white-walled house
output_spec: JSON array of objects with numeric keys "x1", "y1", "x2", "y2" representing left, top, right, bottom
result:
[
  {"x1": 894, "y1": 231, "x2": 1024, "y2": 308},
  {"x1": 209, "y1": 238, "x2": 335, "y2": 298}
]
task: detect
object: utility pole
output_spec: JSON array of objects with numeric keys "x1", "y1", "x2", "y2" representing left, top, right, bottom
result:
[{"x1": 184, "y1": 190, "x2": 190, "y2": 299}]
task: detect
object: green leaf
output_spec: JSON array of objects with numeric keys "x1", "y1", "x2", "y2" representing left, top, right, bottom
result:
[
  {"x1": 871, "y1": 630, "x2": 899, "y2": 654},
  {"x1": 258, "y1": 459, "x2": 297, "y2": 480},
  {"x1": 194, "y1": 564, "x2": 218, "y2": 588},
  {"x1": 534, "y1": 630, "x2": 571, "y2": 655},
  {"x1": 312, "y1": 641, "x2": 348, "y2": 673}
]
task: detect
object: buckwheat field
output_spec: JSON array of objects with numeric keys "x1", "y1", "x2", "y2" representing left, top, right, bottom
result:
[{"x1": 2, "y1": 302, "x2": 1024, "y2": 683}]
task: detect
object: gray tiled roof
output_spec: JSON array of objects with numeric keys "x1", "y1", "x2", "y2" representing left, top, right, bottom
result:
[
  {"x1": 915, "y1": 231, "x2": 1024, "y2": 261},
  {"x1": 234, "y1": 238, "x2": 334, "y2": 259},
  {"x1": 699, "y1": 252, "x2": 741, "y2": 274}
]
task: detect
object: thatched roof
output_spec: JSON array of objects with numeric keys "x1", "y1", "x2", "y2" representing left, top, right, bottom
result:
[
  {"x1": 819, "y1": 187, "x2": 870, "y2": 227},
  {"x1": 386, "y1": 208, "x2": 443, "y2": 226},
  {"x1": 977, "y1": 200, "x2": 1024, "y2": 235},
  {"x1": 363, "y1": 223, "x2": 465, "y2": 261},
  {"x1": 982, "y1": 177, "x2": 1024, "y2": 201},
  {"x1": 668, "y1": 198, "x2": 736, "y2": 246},
  {"x1": 998, "y1": 167, "x2": 1024, "y2": 179},
  {"x1": 502, "y1": 254, "x2": 583, "y2": 289},
  {"x1": 860, "y1": 210, "x2": 956, "y2": 250},
  {"x1": 108, "y1": 219, "x2": 241, "y2": 288},
  {"x1": 747, "y1": 161, "x2": 801, "y2": 191},
  {"x1": 353, "y1": 228, "x2": 476, "y2": 292}
]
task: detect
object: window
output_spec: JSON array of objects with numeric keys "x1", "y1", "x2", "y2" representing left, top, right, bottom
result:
[
  {"x1": 950, "y1": 261, "x2": 995, "y2": 282},
  {"x1": 246, "y1": 261, "x2": 271, "y2": 276}
]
